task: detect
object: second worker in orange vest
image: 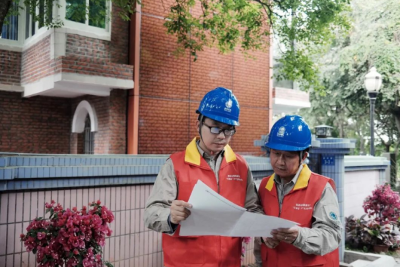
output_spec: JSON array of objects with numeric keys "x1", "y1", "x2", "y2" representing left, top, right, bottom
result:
[
  {"x1": 254, "y1": 115, "x2": 342, "y2": 267},
  {"x1": 144, "y1": 87, "x2": 263, "y2": 267}
]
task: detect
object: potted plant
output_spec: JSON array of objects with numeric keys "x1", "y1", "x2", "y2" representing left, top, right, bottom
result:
[
  {"x1": 359, "y1": 184, "x2": 400, "y2": 253},
  {"x1": 364, "y1": 220, "x2": 394, "y2": 253},
  {"x1": 345, "y1": 214, "x2": 372, "y2": 251}
]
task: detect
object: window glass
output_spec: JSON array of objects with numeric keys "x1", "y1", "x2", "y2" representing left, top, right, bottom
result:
[
  {"x1": 25, "y1": 5, "x2": 30, "y2": 39},
  {"x1": 66, "y1": 0, "x2": 86, "y2": 24},
  {"x1": 1, "y1": 3, "x2": 19, "y2": 40},
  {"x1": 89, "y1": 0, "x2": 106, "y2": 29}
]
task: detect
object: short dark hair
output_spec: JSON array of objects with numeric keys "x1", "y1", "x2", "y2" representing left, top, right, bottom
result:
[{"x1": 198, "y1": 114, "x2": 206, "y2": 122}]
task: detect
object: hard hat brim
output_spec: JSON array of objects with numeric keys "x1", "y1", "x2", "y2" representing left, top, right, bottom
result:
[
  {"x1": 266, "y1": 142, "x2": 310, "y2": 151},
  {"x1": 196, "y1": 110, "x2": 239, "y2": 126}
]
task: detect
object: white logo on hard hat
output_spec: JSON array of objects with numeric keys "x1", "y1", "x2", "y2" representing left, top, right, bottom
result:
[
  {"x1": 277, "y1": 127, "x2": 285, "y2": 137},
  {"x1": 298, "y1": 125, "x2": 303, "y2": 131},
  {"x1": 224, "y1": 99, "x2": 232, "y2": 112}
]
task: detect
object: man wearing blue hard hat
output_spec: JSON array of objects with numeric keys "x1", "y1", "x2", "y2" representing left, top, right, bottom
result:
[
  {"x1": 144, "y1": 87, "x2": 263, "y2": 267},
  {"x1": 255, "y1": 115, "x2": 341, "y2": 267}
]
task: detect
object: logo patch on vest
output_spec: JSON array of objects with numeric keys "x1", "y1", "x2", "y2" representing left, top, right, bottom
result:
[
  {"x1": 329, "y1": 212, "x2": 338, "y2": 220},
  {"x1": 226, "y1": 174, "x2": 243, "y2": 181},
  {"x1": 293, "y1": 203, "x2": 313, "y2": 211}
]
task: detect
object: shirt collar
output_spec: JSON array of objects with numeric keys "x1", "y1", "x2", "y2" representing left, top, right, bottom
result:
[
  {"x1": 274, "y1": 164, "x2": 304, "y2": 186},
  {"x1": 196, "y1": 140, "x2": 225, "y2": 159}
]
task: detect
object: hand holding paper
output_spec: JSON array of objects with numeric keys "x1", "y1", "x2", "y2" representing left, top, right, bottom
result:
[
  {"x1": 170, "y1": 200, "x2": 192, "y2": 224},
  {"x1": 180, "y1": 180, "x2": 298, "y2": 237}
]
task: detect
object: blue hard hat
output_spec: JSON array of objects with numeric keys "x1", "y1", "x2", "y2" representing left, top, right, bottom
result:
[
  {"x1": 196, "y1": 87, "x2": 240, "y2": 126},
  {"x1": 266, "y1": 115, "x2": 311, "y2": 151}
]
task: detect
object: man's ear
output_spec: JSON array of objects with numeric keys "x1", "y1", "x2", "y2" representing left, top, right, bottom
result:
[{"x1": 302, "y1": 151, "x2": 308, "y2": 161}]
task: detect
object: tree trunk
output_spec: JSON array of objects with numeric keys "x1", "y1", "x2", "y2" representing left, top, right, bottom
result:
[
  {"x1": 0, "y1": 0, "x2": 13, "y2": 36},
  {"x1": 360, "y1": 137, "x2": 365, "y2": 155},
  {"x1": 391, "y1": 108, "x2": 400, "y2": 135}
]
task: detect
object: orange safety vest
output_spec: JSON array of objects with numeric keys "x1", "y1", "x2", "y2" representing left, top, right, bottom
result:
[
  {"x1": 258, "y1": 165, "x2": 339, "y2": 267},
  {"x1": 162, "y1": 137, "x2": 249, "y2": 267}
]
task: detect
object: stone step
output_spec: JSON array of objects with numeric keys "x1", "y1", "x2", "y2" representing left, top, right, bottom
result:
[{"x1": 350, "y1": 259, "x2": 372, "y2": 267}]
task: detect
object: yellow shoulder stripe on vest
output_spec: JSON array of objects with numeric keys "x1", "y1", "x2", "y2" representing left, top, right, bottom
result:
[
  {"x1": 184, "y1": 137, "x2": 201, "y2": 165},
  {"x1": 224, "y1": 144, "x2": 237, "y2": 163},
  {"x1": 293, "y1": 164, "x2": 312, "y2": 190},
  {"x1": 184, "y1": 138, "x2": 237, "y2": 165},
  {"x1": 265, "y1": 165, "x2": 312, "y2": 191},
  {"x1": 265, "y1": 174, "x2": 275, "y2": 191}
]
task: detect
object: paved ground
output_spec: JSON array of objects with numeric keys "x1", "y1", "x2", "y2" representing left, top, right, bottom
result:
[
  {"x1": 395, "y1": 256, "x2": 400, "y2": 266},
  {"x1": 390, "y1": 254, "x2": 400, "y2": 266}
]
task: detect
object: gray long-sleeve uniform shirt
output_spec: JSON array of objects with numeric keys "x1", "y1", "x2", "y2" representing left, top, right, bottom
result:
[
  {"x1": 254, "y1": 164, "x2": 342, "y2": 266},
  {"x1": 144, "y1": 143, "x2": 263, "y2": 233}
]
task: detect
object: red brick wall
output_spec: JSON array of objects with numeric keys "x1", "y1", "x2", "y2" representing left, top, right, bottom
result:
[
  {"x1": 0, "y1": 91, "x2": 71, "y2": 153},
  {"x1": 0, "y1": 6, "x2": 131, "y2": 155},
  {"x1": 138, "y1": 1, "x2": 270, "y2": 155},
  {"x1": 108, "y1": 90, "x2": 127, "y2": 154},
  {"x1": 111, "y1": 5, "x2": 130, "y2": 65},
  {"x1": 19, "y1": 7, "x2": 132, "y2": 86},
  {"x1": 62, "y1": 34, "x2": 132, "y2": 80},
  {"x1": 0, "y1": 50, "x2": 21, "y2": 86},
  {"x1": 21, "y1": 36, "x2": 54, "y2": 84},
  {"x1": 0, "y1": 90, "x2": 126, "y2": 154}
]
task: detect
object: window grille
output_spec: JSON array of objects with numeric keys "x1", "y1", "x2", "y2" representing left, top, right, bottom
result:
[{"x1": 84, "y1": 116, "x2": 94, "y2": 154}]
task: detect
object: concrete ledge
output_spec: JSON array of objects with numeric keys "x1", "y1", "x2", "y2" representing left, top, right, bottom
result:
[
  {"x1": 344, "y1": 250, "x2": 397, "y2": 267},
  {"x1": 345, "y1": 156, "x2": 390, "y2": 168}
]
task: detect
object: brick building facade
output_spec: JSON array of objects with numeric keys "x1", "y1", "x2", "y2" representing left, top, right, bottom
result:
[{"x1": 0, "y1": 1, "x2": 271, "y2": 156}]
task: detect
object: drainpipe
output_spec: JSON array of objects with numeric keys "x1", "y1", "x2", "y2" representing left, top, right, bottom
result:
[
  {"x1": 269, "y1": 34, "x2": 273, "y2": 131},
  {"x1": 127, "y1": 2, "x2": 141, "y2": 154}
]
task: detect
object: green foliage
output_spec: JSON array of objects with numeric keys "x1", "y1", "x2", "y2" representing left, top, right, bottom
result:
[
  {"x1": 301, "y1": 0, "x2": 400, "y2": 154},
  {"x1": 24, "y1": 0, "x2": 63, "y2": 29},
  {"x1": 345, "y1": 215, "x2": 373, "y2": 250},
  {"x1": 65, "y1": 0, "x2": 86, "y2": 24},
  {"x1": 111, "y1": 0, "x2": 137, "y2": 21},
  {"x1": 164, "y1": 0, "x2": 350, "y2": 88},
  {"x1": 2, "y1": 0, "x2": 351, "y2": 91},
  {"x1": 164, "y1": 0, "x2": 268, "y2": 61}
]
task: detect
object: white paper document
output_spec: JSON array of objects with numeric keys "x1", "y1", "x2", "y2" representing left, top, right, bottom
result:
[{"x1": 180, "y1": 180, "x2": 298, "y2": 237}]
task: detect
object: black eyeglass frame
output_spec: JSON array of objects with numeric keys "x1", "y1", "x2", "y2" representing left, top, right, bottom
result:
[{"x1": 202, "y1": 122, "x2": 236, "y2": 136}]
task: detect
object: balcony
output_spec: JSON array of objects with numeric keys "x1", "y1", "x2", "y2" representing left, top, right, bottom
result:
[
  {"x1": 272, "y1": 87, "x2": 311, "y2": 115},
  {"x1": 0, "y1": 2, "x2": 134, "y2": 98}
]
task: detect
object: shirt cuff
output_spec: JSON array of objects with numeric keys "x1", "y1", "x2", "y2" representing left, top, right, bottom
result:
[
  {"x1": 292, "y1": 227, "x2": 305, "y2": 250},
  {"x1": 166, "y1": 214, "x2": 179, "y2": 234}
]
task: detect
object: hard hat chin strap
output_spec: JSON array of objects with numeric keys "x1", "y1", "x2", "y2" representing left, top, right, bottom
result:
[
  {"x1": 299, "y1": 150, "x2": 309, "y2": 166},
  {"x1": 198, "y1": 115, "x2": 213, "y2": 154},
  {"x1": 293, "y1": 150, "x2": 309, "y2": 178},
  {"x1": 198, "y1": 115, "x2": 204, "y2": 141}
]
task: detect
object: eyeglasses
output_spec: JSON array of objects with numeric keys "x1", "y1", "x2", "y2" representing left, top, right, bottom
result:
[{"x1": 202, "y1": 123, "x2": 236, "y2": 136}]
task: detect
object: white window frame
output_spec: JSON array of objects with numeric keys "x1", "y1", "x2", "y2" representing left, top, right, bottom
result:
[
  {"x1": 0, "y1": 0, "x2": 111, "y2": 49},
  {"x1": 0, "y1": 4, "x2": 26, "y2": 47},
  {"x1": 57, "y1": 0, "x2": 111, "y2": 38}
]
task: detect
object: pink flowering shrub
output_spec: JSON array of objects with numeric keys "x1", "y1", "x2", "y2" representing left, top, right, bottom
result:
[
  {"x1": 20, "y1": 200, "x2": 114, "y2": 267},
  {"x1": 363, "y1": 184, "x2": 400, "y2": 223}
]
